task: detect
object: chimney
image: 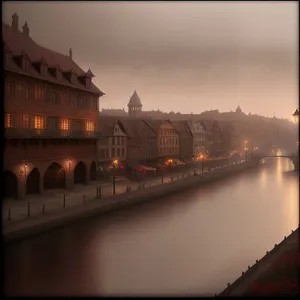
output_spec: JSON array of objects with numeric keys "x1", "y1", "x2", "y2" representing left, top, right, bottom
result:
[
  {"x1": 22, "y1": 21, "x2": 30, "y2": 37},
  {"x1": 69, "y1": 48, "x2": 73, "y2": 60},
  {"x1": 12, "y1": 13, "x2": 19, "y2": 30}
]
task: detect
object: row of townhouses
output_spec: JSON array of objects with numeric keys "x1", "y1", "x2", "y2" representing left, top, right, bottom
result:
[{"x1": 3, "y1": 14, "x2": 235, "y2": 200}]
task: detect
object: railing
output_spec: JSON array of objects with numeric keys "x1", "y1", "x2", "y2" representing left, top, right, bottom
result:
[
  {"x1": 2, "y1": 160, "x2": 248, "y2": 225},
  {"x1": 5, "y1": 128, "x2": 101, "y2": 139}
]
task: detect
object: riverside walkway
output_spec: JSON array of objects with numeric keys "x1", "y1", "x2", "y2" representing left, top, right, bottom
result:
[
  {"x1": 218, "y1": 226, "x2": 300, "y2": 296},
  {"x1": 3, "y1": 160, "x2": 251, "y2": 243}
]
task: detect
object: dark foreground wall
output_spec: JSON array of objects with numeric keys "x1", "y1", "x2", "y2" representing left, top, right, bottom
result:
[{"x1": 3, "y1": 160, "x2": 260, "y2": 244}]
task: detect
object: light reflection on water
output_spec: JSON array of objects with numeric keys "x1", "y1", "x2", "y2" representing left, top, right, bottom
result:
[{"x1": 4, "y1": 158, "x2": 299, "y2": 296}]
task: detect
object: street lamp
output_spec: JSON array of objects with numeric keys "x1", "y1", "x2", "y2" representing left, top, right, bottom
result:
[
  {"x1": 244, "y1": 147, "x2": 248, "y2": 162},
  {"x1": 68, "y1": 159, "x2": 72, "y2": 172},
  {"x1": 200, "y1": 154, "x2": 204, "y2": 174},
  {"x1": 112, "y1": 160, "x2": 118, "y2": 195}
]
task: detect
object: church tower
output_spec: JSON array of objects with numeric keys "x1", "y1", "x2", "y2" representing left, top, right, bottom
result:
[
  {"x1": 128, "y1": 90, "x2": 143, "y2": 117},
  {"x1": 236, "y1": 105, "x2": 242, "y2": 113}
]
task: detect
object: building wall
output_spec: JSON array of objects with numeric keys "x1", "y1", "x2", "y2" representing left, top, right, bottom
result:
[
  {"x1": 189, "y1": 120, "x2": 206, "y2": 156},
  {"x1": 158, "y1": 123, "x2": 179, "y2": 158},
  {"x1": 98, "y1": 124, "x2": 127, "y2": 162},
  {"x1": 5, "y1": 72, "x2": 99, "y2": 132}
]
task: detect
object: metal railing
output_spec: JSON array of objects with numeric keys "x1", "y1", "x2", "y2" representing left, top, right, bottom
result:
[{"x1": 3, "y1": 160, "x2": 247, "y2": 225}]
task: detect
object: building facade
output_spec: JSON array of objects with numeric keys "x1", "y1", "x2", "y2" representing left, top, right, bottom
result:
[
  {"x1": 218, "y1": 121, "x2": 235, "y2": 152},
  {"x1": 119, "y1": 119, "x2": 157, "y2": 163},
  {"x1": 186, "y1": 120, "x2": 206, "y2": 158},
  {"x1": 170, "y1": 120, "x2": 193, "y2": 160},
  {"x1": 145, "y1": 120, "x2": 180, "y2": 160},
  {"x1": 201, "y1": 120, "x2": 222, "y2": 155},
  {"x1": 98, "y1": 117, "x2": 127, "y2": 163},
  {"x1": 3, "y1": 15, "x2": 104, "y2": 200}
]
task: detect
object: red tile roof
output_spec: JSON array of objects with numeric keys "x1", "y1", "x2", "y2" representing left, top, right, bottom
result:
[{"x1": 2, "y1": 21, "x2": 104, "y2": 96}]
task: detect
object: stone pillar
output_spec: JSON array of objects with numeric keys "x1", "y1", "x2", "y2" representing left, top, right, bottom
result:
[
  {"x1": 18, "y1": 175, "x2": 26, "y2": 199},
  {"x1": 66, "y1": 171, "x2": 74, "y2": 189},
  {"x1": 85, "y1": 166, "x2": 90, "y2": 184},
  {"x1": 39, "y1": 175, "x2": 44, "y2": 195}
]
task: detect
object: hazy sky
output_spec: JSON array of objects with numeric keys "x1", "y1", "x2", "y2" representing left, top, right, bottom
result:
[{"x1": 3, "y1": 1, "x2": 298, "y2": 117}]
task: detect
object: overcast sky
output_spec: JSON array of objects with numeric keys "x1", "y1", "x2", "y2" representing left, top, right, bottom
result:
[{"x1": 3, "y1": 1, "x2": 298, "y2": 118}]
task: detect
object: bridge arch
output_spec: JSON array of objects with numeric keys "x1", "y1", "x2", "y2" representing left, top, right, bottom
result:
[
  {"x1": 43, "y1": 162, "x2": 66, "y2": 190},
  {"x1": 3, "y1": 169, "x2": 19, "y2": 199},
  {"x1": 74, "y1": 161, "x2": 87, "y2": 184}
]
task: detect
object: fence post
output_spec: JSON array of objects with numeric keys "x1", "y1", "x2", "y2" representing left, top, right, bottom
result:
[
  {"x1": 99, "y1": 186, "x2": 102, "y2": 198},
  {"x1": 8, "y1": 207, "x2": 11, "y2": 221},
  {"x1": 161, "y1": 177, "x2": 164, "y2": 183},
  {"x1": 42, "y1": 204, "x2": 45, "y2": 214},
  {"x1": 28, "y1": 201, "x2": 31, "y2": 217},
  {"x1": 63, "y1": 195, "x2": 66, "y2": 208}
]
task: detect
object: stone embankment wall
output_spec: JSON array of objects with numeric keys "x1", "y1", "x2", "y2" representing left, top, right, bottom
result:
[
  {"x1": 217, "y1": 227, "x2": 300, "y2": 297},
  {"x1": 4, "y1": 160, "x2": 260, "y2": 244}
]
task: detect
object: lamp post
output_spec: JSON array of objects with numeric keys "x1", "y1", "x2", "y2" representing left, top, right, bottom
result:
[
  {"x1": 200, "y1": 154, "x2": 204, "y2": 174},
  {"x1": 245, "y1": 147, "x2": 248, "y2": 162},
  {"x1": 112, "y1": 160, "x2": 118, "y2": 195},
  {"x1": 68, "y1": 159, "x2": 72, "y2": 173}
]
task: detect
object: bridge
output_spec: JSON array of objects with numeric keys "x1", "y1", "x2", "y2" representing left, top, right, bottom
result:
[{"x1": 257, "y1": 154, "x2": 299, "y2": 170}]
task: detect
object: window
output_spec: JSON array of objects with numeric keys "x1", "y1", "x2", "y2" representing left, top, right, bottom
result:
[
  {"x1": 105, "y1": 149, "x2": 109, "y2": 158},
  {"x1": 112, "y1": 137, "x2": 115, "y2": 145},
  {"x1": 116, "y1": 136, "x2": 120, "y2": 145},
  {"x1": 69, "y1": 94, "x2": 77, "y2": 107},
  {"x1": 47, "y1": 116, "x2": 58, "y2": 129},
  {"x1": 34, "y1": 84, "x2": 43, "y2": 100},
  {"x1": 112, "y1": 148, "x2": 116, "y2": 157},
  {"x1": 117, "y1": 148, "x2": 120, "y2": 156},
  {"x1": 85, "y1": 121, "x2": 94, "y2": 132},
  {"x1": 78, "y1": 95, "x2": 87, "y2": 109},
  {"x1": 48, "y1": 90, "x2": 59, "y2": 104},
  {"x1": 34, "y1": 115, "x2": 45, "y2": 129},
  {"x1": 121, "y1": 148, "x2": 125, "y2": 157},
  {"x1": 60, "y1": 118, "x2": 69, "y2": 131},
  {"x1": 25, "y1": 83, "x2": 30, "y2": 99},
  {"x1": 5, "y1": 80, "x2": 14, "y2": 96},
  {"x1": 22, "y1": 114, "x2": 29, "y2": 128},
  {"x1": 5, "y1": 113, "x2": 16, "y2": 128}
]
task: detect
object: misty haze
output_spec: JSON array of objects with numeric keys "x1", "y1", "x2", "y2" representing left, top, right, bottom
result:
[{"x1": 3, "y1": 1, "x2": 299, "y2": 297}]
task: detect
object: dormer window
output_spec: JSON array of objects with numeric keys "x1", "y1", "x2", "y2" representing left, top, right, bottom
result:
[
  {"x1": 63, "y1": 70, "x2": 76, "y2": 84},
  {"x1": 3, "y1": 45, "x2": 12, "y2": 67},
  {"x1": 22, "y1": 55, "x2": 31, "y2": 71},
  {"x1": 79, "y1": 68, "x2": 95, "y2": 89}
]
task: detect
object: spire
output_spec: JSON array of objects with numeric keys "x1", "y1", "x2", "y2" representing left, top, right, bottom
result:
[
  {"x1": 127, "y1": 90, "x2": 142, "y2": 107},
  {"x1": 22, "y1": 21, "x2": 30, "y2": 37},
  {"x1": 69, "y1": 48, "x2": 73, "y2": 59}
]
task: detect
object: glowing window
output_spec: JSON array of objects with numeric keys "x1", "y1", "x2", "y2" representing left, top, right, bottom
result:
[
  {"x1": 22, "y1": 114, "x2": 30, "y2": 128},
  {"x1": 5, "y1": 113, "x2": 11, "y2": 128},
  {"x1": 34, "y1": 84, "x2": 43, "y2": 100},
  {"x1": 60, "y1": 118, "x2": 69, "y2": 131},
  {"x1": 34, "y1": 115, "x2": 45, "y2": 129},
  {"x1": 85, "y1": 121, "x2": 94, "y2": 132}
]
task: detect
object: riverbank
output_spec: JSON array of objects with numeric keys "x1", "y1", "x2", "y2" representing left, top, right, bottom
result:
[
  {"x1": 218, "y1": 226, "x2": 300, "y2": 296},
  {"x1": 3, "y1": 160, "x2": 260, "y2": 244}
]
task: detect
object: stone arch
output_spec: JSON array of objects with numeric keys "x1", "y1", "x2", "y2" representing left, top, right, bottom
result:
[
  {"x1": 43, "y1": 162, "x2": 66, "y2": 190},
  {"x1": 74, "y1": 161, "x2": 87, "y2": 184},
  {"x1": 26, "y1": 167, "x2": 40, "y2": 194},
  {"x1": 3, "y1": 169, "x2": 18, "y2": 199},
  {"x1": 90, "y1": 161, "x2": 97, "y2": 181}
]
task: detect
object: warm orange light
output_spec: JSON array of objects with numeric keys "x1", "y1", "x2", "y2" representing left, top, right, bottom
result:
[
  {"x1": 24, "y1": 164, "x2": 27, "y2": 168},
  {"x1": 113, "y1": 160, "x2": 118, "y2": 165}
]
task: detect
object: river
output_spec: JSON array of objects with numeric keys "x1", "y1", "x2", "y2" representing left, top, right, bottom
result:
[{"x1": 4, "y1": 158, "x2": 299, "y2": 296}]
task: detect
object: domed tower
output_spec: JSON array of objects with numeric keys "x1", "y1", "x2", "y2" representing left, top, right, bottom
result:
[
  {"x1": 128, "y1": 90, "x2": 143, "y2": 117},
  {"x1": 236, "y1": 105, "x2": 242, "y2": 113}
]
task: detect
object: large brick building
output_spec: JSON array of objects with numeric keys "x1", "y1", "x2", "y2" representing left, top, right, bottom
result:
[{"x1": 3, "y1": 14, "x2": 104, "y2": 200}]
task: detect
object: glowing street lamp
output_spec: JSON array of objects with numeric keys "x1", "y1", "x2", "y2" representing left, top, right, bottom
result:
[
  {"x1": 200, "y1": 154, "x2": 204, "y2": 174},
  {"x1": 244, "y1": 147, "x2": 248, "y2": 162}
]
